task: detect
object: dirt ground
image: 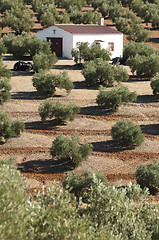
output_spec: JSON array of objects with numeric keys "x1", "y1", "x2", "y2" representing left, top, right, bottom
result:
[{"x1": 0, "y1": 56, "x2": 159, "y2": 191}]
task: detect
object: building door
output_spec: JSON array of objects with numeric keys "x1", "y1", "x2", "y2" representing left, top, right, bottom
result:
[{"x1": 47, "y1": 37, "x2": 63, "y2": 57}]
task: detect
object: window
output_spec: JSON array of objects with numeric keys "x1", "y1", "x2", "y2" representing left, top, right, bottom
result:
[{"x1": 108, "y1": 42, "x2": 114, "y2": 51}]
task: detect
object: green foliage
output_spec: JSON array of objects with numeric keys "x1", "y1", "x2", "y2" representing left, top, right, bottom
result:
[
  {"x1": 32, "y1": 71, "x2": 73, "y2": 97},
  {"x1": 127, "y1": 54, "x2": 159, "y2": 80},
  {"x1": 50, "y1": 133, "x2": 93, "y2": 167},
  {"x1": 97, "y1": 87, "x2": 121, "y2": 111},
  {"x1": 3, "y1": 33, "x2": 51, "y2": 59},
  {"x1": 33, "y1": 51, "x2": 58, "y2": 72},
  {"x1": 62, "y1": 170, "x2": 107, "y2": 202},
  {"x1": 96, "y1": 85, "x2": 137, "y2": 110},
  {"x1": 36, "y1": 2, "x2": 70, "y2": 27},
  {"x1": 69, "y1": 6, "x2": 82, "y2": 24},
  {"x1": 123, "y1": 41, "x2": 158, "y2": 61},
  {"x1": 61, "y1": 0, "x2": 85, "y2": 11},
  {"x1": 1, "y1": 6, "x2": 34, "y2": 34},
  {"x1": 0, "y1": 77, "x2": 11, "y2": 105},
  {"x1": 0, "y1": 157, "x2": 32, "y2": 240},
  {"x1": 0, "y1": 59, "x2": 12, "y2": 79},
  {"x1": 71, "y1": 42, "x2": 111, "y2": 64},
  {"x1": 150, "y1": 73, "x2": 159, "y2": 95},
  {"x1": 113, "y1": 64, "x2": 129, "y2": 82},
  {"x1": 115, "y1": 17, "x2": 129, "y2": 32},
  {"x1": 136, "y1": 160, "x2": 159, "y2": 194},
  {"x1": 0, "y1": 41, "x2": 7, "y2": 56},
  {"x1": 82, "y1": 10, "x2": 99, "y2": 24},
  {"x1": 82, "y1": 58, "x2": 114, "y2": 87},
  {"x1": 0, "y1": 111, "x2": 25, "y2": 141},
  {"x1": 111, "y1": 119, "x2": 144, "y2": 148},
  {"x1": 1, "y1": 157, "x2": 159, "y2": 239},
  {"x1": 88, "y1": 179, "x2": 159, "y2": 240},
  {"x1": 0, "y1": 0, "x2": 23, "y2": 13},
  {"x1": 39, "y1": 100, "x2": 80, "y2": 123}
]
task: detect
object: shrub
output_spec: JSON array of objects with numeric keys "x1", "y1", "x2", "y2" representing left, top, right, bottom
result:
[
  {"x1": 123, "y1": 41, "x2": 158, "y2": 62},
  {"x1": 62, "y1": 170, "x2": 107, "y2": 202},
  {"x1": 0, "y1": 77, "x2": 11, "y2": 105},
  {"x1": 97, "y1": 87, "x2": 121, "y2": 111},
  {"x1": 3, "y1": 33, "x2": 52, "y2": 59},
  {"x1": 0, "y1": 157, "x2": 31, "y2": 240},
  {"x1": 0, "y1": 59, "x2": 12, "y2": 79},
  {"x1": 82, "y1": 58, "x2": 114, "y2": 87},
  {"x1": 111, "y1": 119, "x2": 144, "y2": 148},
  {"x1": 82, "y1": 10, "x2": 99, "y2": 24},
  {"x1": 39, "y1": 100, "x2": 80, "y2": 123},
  {"x1": 0, "y1": 41, "x2": 7, "y2": 56},
  {"x1": 151, "y1": 73, "x2": 159, "y2": 96},
  {"x1": 32, "y1": 71, "x2": 74, "y2": 97},
  {"x1": 113, "y1": 64, "x2": 129, "y2": 82},
  {"x1": 135, "y1": 160, "x2": 159, "y2": 194},
  {"x1": 50, "y1": 133, "x2": 93, "y2": 167},
  {"x1": 0, "y1": 111, "x2": 25, "y2": 141},
  {"x1": 71, "y1": 42, "x2": 111, "y2": 64},
  {"x1": 33, "y1": 51, "x2": 58, "y2": 72},
  {"x1": 96, "y1": 85, "x2": 137, "y2": 111},
  {"x1": 1, "y1": 6, "x2": 34, "y2": 34},
  {"x1": 127, "y1": 54, "x2": 159, "y2": 80}
]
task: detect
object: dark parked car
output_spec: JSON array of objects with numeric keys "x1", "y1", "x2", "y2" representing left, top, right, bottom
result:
[{"x1": 13, "y1": 61, "x2": 33, "y2": 72}]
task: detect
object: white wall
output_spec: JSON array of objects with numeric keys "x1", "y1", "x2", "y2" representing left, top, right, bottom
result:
[
  {"x1": 37, "y1": 27, "x2": 123, "y2": 59},
  {"x1": 73, "y1": 33, "x2": 123, "y2": 59},
  {"x1": 36, "y1": 26, "x2": 73, "y2": 58}
]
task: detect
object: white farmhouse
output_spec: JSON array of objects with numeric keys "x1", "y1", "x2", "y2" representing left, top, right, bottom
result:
[{"x1": 36, "y1": 24, "x2": 123, "y2": 59}]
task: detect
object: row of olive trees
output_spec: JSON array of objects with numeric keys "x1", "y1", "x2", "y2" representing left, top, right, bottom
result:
[
  {"x1": 1, "y1": 156, "x2": 159, "y2": 239},
  {"x1": 123, "y1": 0, "x2": 159, "y2": 28},
  {"x1": 0, "y1": 58, "x2": 25, "y2": 142},
  {"x1": 89, "y1": 0, "x2": 151, "y2": 42},
  {"x1": 0, "y1": 0, "x2": 34, "y2": 34},
  {"x1": 123, "y1": 42, "x2": 159, "y2": 80},
  {"x1": 1, "y1": 33, "x2": 58, "y2": 72}
]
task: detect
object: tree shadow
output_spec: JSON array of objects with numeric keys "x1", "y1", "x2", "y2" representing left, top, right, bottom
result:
[
  {"x1": 17, "y1": 158, "x2": 73, "y2": 174},
  {"x1": 11, "y1": 70, "x2": 34, "y2": 77},
  {"x1": 80, "y1": 105, "x2": 115, "y2": 116},
  {"x1": 140, "y1": 124, "x2": 159, "y2": 135},
  {"x1": 73, "y1": 81, "x2": 98, "y2": 90},
  {"x1": 91, "y1": 140, "x2": 132, "y2": 153},
  {"x1": 54, "y1": 63, "x2": 83, "y2": 71},
  {"x1": 25, "y1": 119, "x2": 65, "y2": 130},
  {"x1": 11, "y1": 91, "x2": 44, "y2": 100},
  {"x1": 135, "y1": 94, "x2": 158, "y2": 103},
  {"x1": 148, "y1": 37, "x2": 159, "y2": 44},
  {"x1": 128, "y1": 75, "x2": 150, "y2": 82}
]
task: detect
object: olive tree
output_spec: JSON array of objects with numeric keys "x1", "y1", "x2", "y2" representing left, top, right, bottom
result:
[
  {"x1": 32, "y1": 71, "x2": 74, "y2": 97},
  {"x1": 39, "y1": 100, "x2": 80, "y2": 123},
  {"x1": 50, "y1": 133, "x2": 93, "y2": 167},
  {"x1": 0, "y1": 59, "x2": 12, "y2": 79},
  {"x1": 0, "y1": 112, "x2": 25, "y2": 141},
  {"x1": 111, "y1": 119, "x2": 144, "y2": 148},
  {"x1": 3, "y1": 33, "x2": 51, "y2": 59},
  {"x1": 0, "y1": 77, "x2": 11, "y2": 105},
  {"x1": 1, "y1": 7, "x2": 34, "y2": 34},
  {"x1": 127, "y1": 54, "x2": 159, "y2": 80},
  {"x1": 96, "y1": 85, "x2": 137, "y2": 111},
  {"x1": 82, "y1": 58, "x2": 114, "y2": 87},
  {"x1": 151, "y1": 73, "x2": 159, "y2": 96},
  {"x1": 136, "y1": 160, "x2": 159, "y2": 194},
  {"x1": 33, "y1": 52, "x2": 58, "y2": 72},
  {"x1": 72, "y1": 42, "x2": 111, "y2": 64}
]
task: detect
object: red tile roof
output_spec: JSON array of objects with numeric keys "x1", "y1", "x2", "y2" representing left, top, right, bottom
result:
[{"x1": 54, "y1": 24, "x2": 121, "y2": 34}]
